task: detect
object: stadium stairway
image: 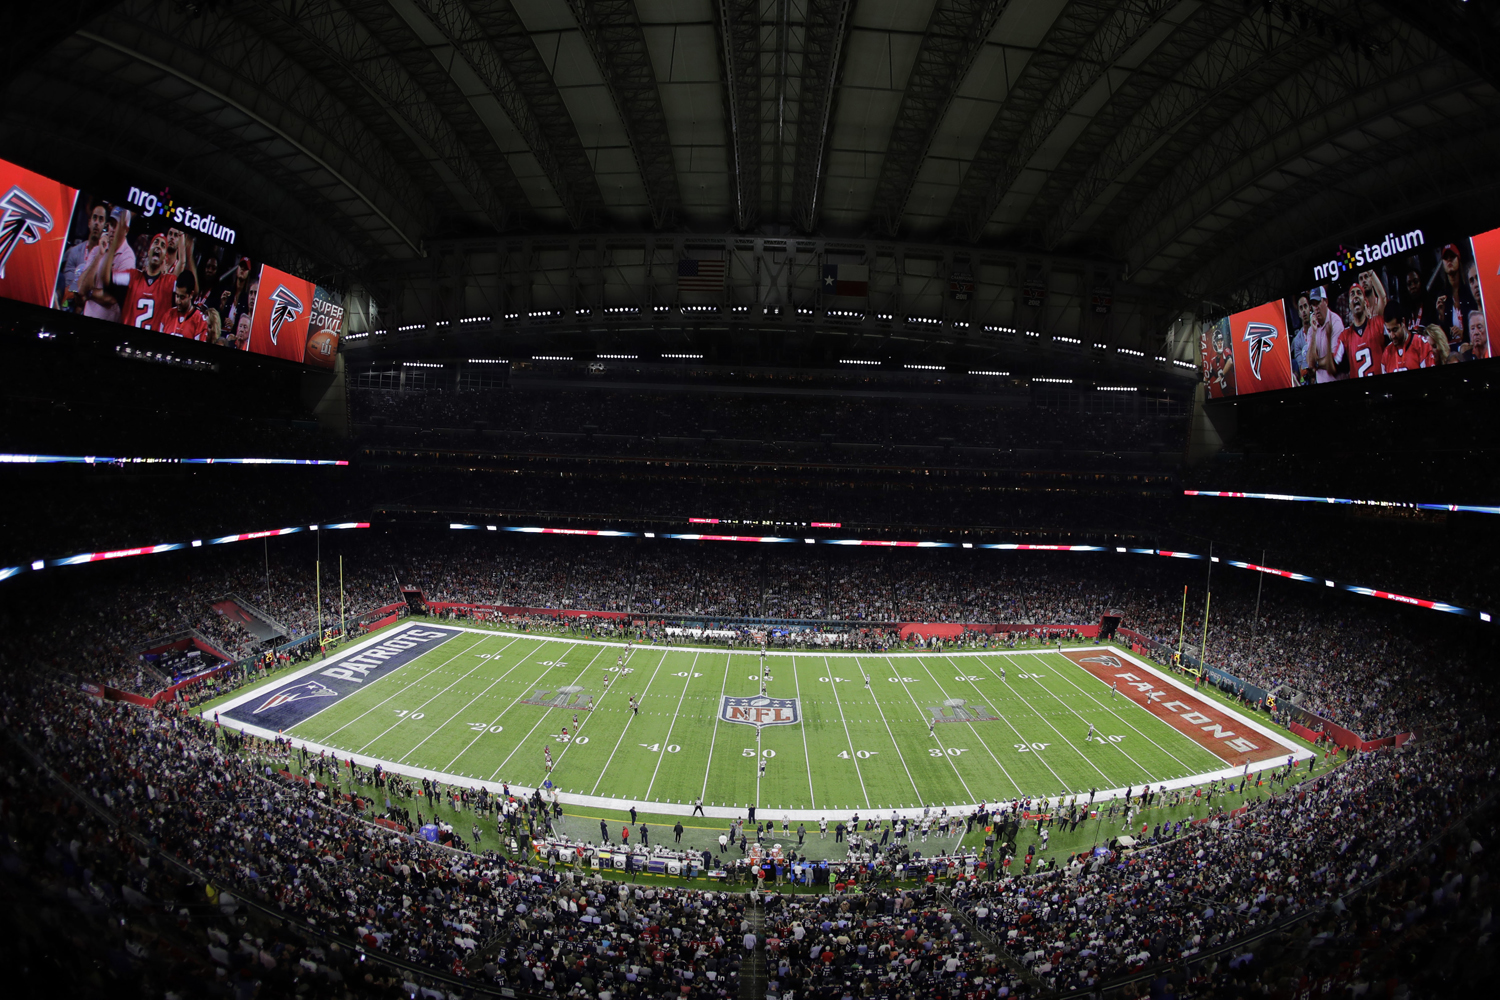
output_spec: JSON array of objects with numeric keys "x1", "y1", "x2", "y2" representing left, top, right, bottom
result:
[
  {"x1": 223, "y1": 593, "x2": 291, "y2": 640},
  {"x1": 741, "y1": 897, "x2": 768, "y2": 1000}
]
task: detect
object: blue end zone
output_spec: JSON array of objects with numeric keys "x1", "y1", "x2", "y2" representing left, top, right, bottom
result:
[{"x1": 221, "y1": 625, "x2": 461, "y2": 731}]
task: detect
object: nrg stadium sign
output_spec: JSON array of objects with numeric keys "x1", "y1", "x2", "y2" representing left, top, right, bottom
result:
[{"x1": 1311, "y1": 228, "x2": 1424, "y2": 283}]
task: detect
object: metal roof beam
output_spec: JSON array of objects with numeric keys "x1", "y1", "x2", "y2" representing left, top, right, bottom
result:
[
  {"x1": 869, "y1": 0, "x2": 1008, "y2": 238},
  {"x1": 70, "y1": 4, "x2": 430, "y2": 260},
  {"x1": 717, "y1": 0, "x2": 761, "y2": 230},
  {"x1": 948, "y1": 0, "x2": 1177, "y2": 244},
  {"x1": 406, "y1": 0, "x2": 607, "y2": 229},
  {"x1": 244, "y1": 0, "x2": 516, "y2": 233},
  {"x1": 1040, "y1": 4, "x2": 1297, "y2": 250},
  {"x1": 1115, "y1": 23, "x2": 1454, "y2": 284},
  {"x1": 790, "y1": 0, "x2": 852, "y2": 233},
  {"x1": 567, "y1": 0, "x2": 683, "y2": 229}
]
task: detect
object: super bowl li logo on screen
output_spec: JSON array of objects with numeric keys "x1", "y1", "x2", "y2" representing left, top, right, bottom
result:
[{"x1": 720, "y1": 696, "x2": 800, "y2": 727}]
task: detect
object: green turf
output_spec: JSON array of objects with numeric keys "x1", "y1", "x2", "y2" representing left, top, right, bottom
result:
[{"x1": 274, "y1": 627, "x2": 1251, "y2": 811}]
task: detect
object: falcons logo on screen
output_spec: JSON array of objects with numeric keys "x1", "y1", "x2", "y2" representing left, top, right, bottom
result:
[
  {"x1": 1244, "y1": 322, "x2": 1279, "y2": 381},
  {"x1": 253, "y1": 679, "x2": 340, "y2": 714},
  {"x1": 0, "y1": 185, "x2": 54, "y2": 279},
  {"x1": 267, "y1": 284, "x2": 304, "y2": 345}
]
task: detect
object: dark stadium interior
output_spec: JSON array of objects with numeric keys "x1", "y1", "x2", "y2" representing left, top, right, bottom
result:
[{"x1": 4, "y1": 2, "x2": 1500, "y2": 1000}]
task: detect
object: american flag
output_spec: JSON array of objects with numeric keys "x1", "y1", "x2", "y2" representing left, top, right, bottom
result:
[{"x1": 677, "y1": 257, "x2": 726, "y2": 292}]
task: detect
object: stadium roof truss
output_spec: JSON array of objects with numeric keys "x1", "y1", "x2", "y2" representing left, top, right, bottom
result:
[{"x1": 2, "y1": 0, "x2": 1496, "y2": 355}]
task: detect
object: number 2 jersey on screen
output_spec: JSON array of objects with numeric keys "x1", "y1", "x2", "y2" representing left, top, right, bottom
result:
[
  {"x1": 0, "y1": 155, "x2": 341, "y2": 368},
  {"x1": 1202, "y1": 227, "x2": 1496, "y2": 397}
]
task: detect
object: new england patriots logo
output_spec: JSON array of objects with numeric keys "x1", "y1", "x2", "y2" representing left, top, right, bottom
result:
[
  {"x1": 267, "y1": 284, "x2": 304, "y2": 345},
  {"x1": 0, "y1": 186, "x2": 54, "y2": 279},
  {"x1": 1079, "y1": 654, "x2": 1123, "y2": 668},
  {"x1": 253, "y1": 679, "x2": 339, "y2": 714},
  {"x1": 1243, "y1": 322, "x2": 1279, "y2": 381}
]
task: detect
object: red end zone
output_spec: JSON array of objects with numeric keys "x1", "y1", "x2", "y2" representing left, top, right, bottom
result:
[{"x1": 1063, "y1": 650, "x2": 1280, "y2": 769}]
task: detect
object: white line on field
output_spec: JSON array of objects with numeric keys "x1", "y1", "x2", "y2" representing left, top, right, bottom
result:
[
  {"x1": 698, "y1": 651, "x2": 735, "y2": 805},
  {"x1": 306, "y1": 633, "x2": 490, "y2": 743},
  {"x1": 790, "y1": 655, "x2": 816, "y2": 808},
  {"x1": 950, "y1": 652, "x2": 1074, "y2": 791},
  {"x1": 923, "y1": 654, "x2": 1023, "y2": 797},
  {"x1": 588, "y1": 650, "x2": 670, "y2": 796},
  {"x1": 488, "y1": 644, "x2": 606, "y2": 781},
  {"x1": 846, "y1": 657, "x2": 922, "y2": 804},
  {"x1": 645, "y1": 651, "x2": 700, "y2": 800},
  {"x1": 437, "y1": 639, "x2": 572, "y2": 771},
  {"x1": 1036, "y1": 652, "x2": 1202, "y2": 774},
  {"x1": 877, "y1": 655, "x2": 974, "y2": 804},
  {"x1": 391, "y1": 635, "x2": 527, "y2": 764},
  {"x1": 820, "y1": 656, "x2": 870, "y2": 809},
  {"x1": 994, "y1": 666, "x2": 1122, "y2": 788}
]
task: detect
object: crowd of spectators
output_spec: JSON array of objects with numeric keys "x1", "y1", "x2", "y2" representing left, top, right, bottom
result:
[
  {"x1": 30, "y1": 534, "x2": 1487, "y2": 739},
  {"x1": 0, "y1": 538, "x2": 1495, "y2": 999},
  {"x1": 949, "y1": 735, "x2": 1493, "y2": 996}
]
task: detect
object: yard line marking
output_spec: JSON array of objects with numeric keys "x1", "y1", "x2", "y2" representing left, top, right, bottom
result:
[
  {"x1": 645, "y1": 652, "x2": 701, "y2": 800},
  {"x1": 698, "y1": 649, "x2": 736, "y2": 804},
  {"x1": 354, "y1": 639, "x2": 520, "y2": 754},
  {"x1": 876, "y1": 656, "x2": 975, "y2": 804},
  {"x1": 992, "y1": 663, "x2": 1123, "y2": 789},
  {"x1": 435, "y1": 639, "x2": 566, "y2": 771},
  {"x1": 846, "y1": 657, "x2": 922, "y2": 803},
  {"x1": 312, "y1": 633, "x2": 492, "y2": 744},
  {"x1": 548, "y1": 642, "x2": 638, "y2": 773},
  {"x1": 488, "y1": 644, "x2": 607, "y2": 781},
  {"x1": 950, "y1": 651, "x2": 1074, "y2": 791},
  {"x1": 389, "y1": 635, "x2": 529, "y2": 764},
  {"x1": 587, "y1": 650, "x2": 670, "y2": 796},
  {"x1": 820, "y1": 656, "x2": 870, "y2": 809},
  {"x1": 1037, "y1": 652, "x2": 1201, "y2": 775},
  {"x1": 918, "y1": 654, "x2": 1022, "y2": 798},
  {"x1": 790, "y1": 655, "x2": 816, "y2": 808}
]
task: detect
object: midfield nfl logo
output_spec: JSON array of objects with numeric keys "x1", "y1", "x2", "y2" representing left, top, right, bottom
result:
[{"x1": 720, "y1": 696, "x2": 800, "y2": 728}]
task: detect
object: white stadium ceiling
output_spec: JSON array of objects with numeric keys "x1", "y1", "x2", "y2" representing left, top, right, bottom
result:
[{"x1": 3, "y1": 0, "x2": 1498, "y2": 317}]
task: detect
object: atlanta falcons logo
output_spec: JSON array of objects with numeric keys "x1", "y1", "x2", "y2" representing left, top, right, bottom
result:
[
  {"x1": 267, "y1": 284, "x2": 304, "y2": 345},
  {"x1": 0, "y1": 186, "x2": 54, "y2": 279},
  {"x1": 1079, "y1": 654, "x2": 1123, "y2": 668},
  {"x1": 1244, "y1": 322, "x2": 1279, "y2": 381}
]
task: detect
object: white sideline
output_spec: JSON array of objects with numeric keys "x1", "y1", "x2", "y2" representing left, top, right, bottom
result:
[{"x1": 202, "y1": 624, "x2": 1313, "y2": 822}]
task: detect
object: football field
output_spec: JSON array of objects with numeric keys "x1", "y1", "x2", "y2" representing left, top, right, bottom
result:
[{"x1": 214, "y1": 622, "x2": 1305, "y2": 817}]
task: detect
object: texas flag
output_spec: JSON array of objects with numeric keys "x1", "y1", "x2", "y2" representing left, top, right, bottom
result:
[{"x1": 822, "y1": 263, "x2": 868, "y2": 297}]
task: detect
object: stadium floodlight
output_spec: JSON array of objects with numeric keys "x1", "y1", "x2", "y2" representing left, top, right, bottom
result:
[
  {"x1": 840, "y1": 359, "x2": 880, "y2": 366},
  {"x1": 969, "y1": 370, "x2": 1009, "y2": 376},
  {"x1": 1034, "y1": 377, "x2": 1071, "y2": 384}
]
